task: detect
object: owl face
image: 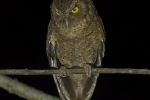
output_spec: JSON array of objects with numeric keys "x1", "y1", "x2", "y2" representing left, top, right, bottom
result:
[{"x1": 50, "y1": 0, "x2": 92, "y2": 35}]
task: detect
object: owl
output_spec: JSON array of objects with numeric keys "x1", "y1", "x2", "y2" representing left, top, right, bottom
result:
[{"x1": 46, "y1": 0, "x2": 106, "y2": 100}]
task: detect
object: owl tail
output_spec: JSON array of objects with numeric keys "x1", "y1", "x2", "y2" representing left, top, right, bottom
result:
[{"x1": 53, "y1": 73, "x2": 99, "y2": 100}]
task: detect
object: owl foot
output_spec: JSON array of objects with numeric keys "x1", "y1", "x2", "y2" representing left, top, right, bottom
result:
[
  {"x1": 59, "y1": 66, "x2": 67, "y2": 77},
  {"x1": 84, "y1": 65, "x2": 92, "y2": 77}
]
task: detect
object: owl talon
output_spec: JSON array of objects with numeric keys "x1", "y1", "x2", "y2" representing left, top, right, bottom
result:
[
  {"x1": 84, "y1": 65, "x2": 92, "y2": 77},
  {"x1": 59, "y1": 66, "x2": 67, "y2": 77}
]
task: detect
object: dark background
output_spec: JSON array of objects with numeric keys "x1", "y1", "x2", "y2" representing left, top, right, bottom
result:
[{"x1": 0, "y1": 0, "x2": 148, "y2": 100}]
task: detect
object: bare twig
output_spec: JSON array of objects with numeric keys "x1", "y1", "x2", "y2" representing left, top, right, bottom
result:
[
  {"x1": 0, "y1": 68, "x2": 150, "y2": 75},
  {"x1": 0, "y1": 75, "x2": 60, "y2": 100},
  {"x1": 0, "y1": 68, "x2": 149, "y2": 99}
]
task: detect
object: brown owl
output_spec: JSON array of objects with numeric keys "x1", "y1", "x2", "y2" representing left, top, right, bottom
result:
[{"x1": 46, "y1": 0, "x2": 106, "y2": 100}]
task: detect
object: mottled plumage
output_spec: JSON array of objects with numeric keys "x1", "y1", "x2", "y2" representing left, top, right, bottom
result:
[{"x1": 46, "y1": 0, "x2": 106, "y2": 100}]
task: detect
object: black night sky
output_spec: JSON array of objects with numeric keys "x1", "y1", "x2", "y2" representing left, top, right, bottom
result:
[{"x1": 0, "y1": 0, "x2": 149, "y2": 100}]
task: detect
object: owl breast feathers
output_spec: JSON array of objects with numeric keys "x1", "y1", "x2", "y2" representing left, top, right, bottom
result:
[{"x1": 46, "y1": 0, "x2": 106, "y2": 100}]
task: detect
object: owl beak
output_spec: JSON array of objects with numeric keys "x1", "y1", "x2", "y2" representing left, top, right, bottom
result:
[
  {"x1": 65, "y1": 18, "x2": 68, "y2": 27},
  {"x1": 62, "y1": 11, "x2": 68, "y2": 17},
  {"x1": 61, "y1": 14, "x2": 69, "y2": 28}
]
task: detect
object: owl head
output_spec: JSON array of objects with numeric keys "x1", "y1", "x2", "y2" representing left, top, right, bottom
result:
[{"x1": 50, "y1": 0, "x2": 97, "y2": 36}]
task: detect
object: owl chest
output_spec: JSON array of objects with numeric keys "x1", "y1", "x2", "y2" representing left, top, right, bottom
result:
[{"x1": 56, "y1": 33, "x2": 101, "y2": 67}]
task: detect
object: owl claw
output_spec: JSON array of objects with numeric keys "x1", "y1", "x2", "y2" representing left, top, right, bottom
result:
[
  {"x1": 84, "y1": 65, "x2": 92, "y2": 77},
  {"x1": 59, "y1": 66, "x2": 67, "y2": 77}
]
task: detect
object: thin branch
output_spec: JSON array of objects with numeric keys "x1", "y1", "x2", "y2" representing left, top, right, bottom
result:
[
  {"x1": 0, "y1": 75, "x2": 60, "y2": 100},
  {"x1": 0, "y1": 68, "x2": 149, "y2": 99},
  {"x1": 0, "y1": 68, "x2": 150, "y2": 75}
]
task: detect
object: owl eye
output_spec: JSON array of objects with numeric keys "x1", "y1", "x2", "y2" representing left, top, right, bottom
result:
[
  {"x1": 72, "y1": 7, "x2": 79, "y2": 14},
  {"x1": 56, "y1": 12, "x2": 60, "y2": 16}
]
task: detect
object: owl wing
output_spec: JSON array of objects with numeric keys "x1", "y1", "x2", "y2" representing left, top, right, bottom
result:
[
  {"x1": 96, "y1": 41, "x2": 105, "y2": 67},
  {"x1": 46, "y1": 31, "x2": 60, "y2": 68}
]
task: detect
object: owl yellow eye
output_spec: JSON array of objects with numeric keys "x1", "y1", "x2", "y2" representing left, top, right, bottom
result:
[
  {"x1": 72, "y1": 7, "x2": 79, "y2": 14},
  {"x1": 56, "y1": 12, "x2": 60, "y2": 16}
]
